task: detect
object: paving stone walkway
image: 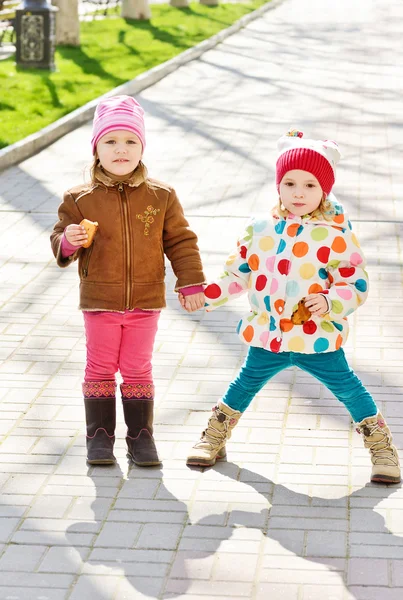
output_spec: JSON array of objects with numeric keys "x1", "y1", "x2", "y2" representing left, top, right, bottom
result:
[{"x1": 0, "y1": 0, "x2": 403, "y2": 598}]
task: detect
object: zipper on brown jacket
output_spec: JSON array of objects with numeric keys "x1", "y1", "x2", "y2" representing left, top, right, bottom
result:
[{"x1": 118, "y1": 183, "x2": 132, "y2": 308}]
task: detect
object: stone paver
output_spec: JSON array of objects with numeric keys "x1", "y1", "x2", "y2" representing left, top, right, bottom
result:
[{"x1": 0, "y1": 0, "x2": 403, "y2": 598}]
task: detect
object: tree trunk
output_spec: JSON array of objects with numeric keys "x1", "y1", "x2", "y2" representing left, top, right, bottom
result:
[
  {"x1": 52, "y1": 0, "x2": 80, "y2": 46},
  {"x1": 170, "y1": 0, "x2": 190, "y2": 7},
  {"x1": 199, "y1": 0, "x2": 219, "y2": 5},
  {"x1": 121, "y1": 0, "x2": 151, "y2": 20}
]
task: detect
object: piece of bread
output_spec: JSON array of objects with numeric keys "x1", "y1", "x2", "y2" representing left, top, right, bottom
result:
[
  {"x1": 291, "y1": 298, "x2": 312, "y2": 325},
  {"x1": 80, "y1": 219, "x2": 98, "y2": 248}
]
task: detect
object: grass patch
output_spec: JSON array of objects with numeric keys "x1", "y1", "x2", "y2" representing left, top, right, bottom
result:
[{"x1": 0, "y1": 1, "x2": 269, "y2": 149}]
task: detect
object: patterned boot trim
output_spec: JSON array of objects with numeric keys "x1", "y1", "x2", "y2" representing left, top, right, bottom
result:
[
  {"x1": 83, "y1": 380, "x2": 116, "y2": 398},
  {"x1": 120, "y1": 382, "x2": 154, "y2": 399}
]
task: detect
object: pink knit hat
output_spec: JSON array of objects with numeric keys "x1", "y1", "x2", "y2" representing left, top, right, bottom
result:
[
  {"x1": 91, "y1": 95, "x2": 146, "y2": 154},
  {"x1": 276, "y1": 130, "x2": 341, "y2": 195}
]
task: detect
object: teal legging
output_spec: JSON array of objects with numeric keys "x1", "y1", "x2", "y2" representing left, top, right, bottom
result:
[{"x1": 222, "y1": 347, "x2": 377, "y2": 423}]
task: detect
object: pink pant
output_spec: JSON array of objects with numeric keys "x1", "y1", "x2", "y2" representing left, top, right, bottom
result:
[{"x1": 83, "y1": 310, "x2": 160, "y2": 384}]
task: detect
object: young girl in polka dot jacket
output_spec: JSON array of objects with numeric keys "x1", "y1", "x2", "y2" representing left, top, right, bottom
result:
[{"x1": 183, "y1": 130, "x2": 400, "y2": 484}]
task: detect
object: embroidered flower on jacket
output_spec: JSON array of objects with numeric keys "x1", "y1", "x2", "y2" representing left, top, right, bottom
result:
[{"x1": 136, "y1": 205, "x2": 160, "y2": 236}]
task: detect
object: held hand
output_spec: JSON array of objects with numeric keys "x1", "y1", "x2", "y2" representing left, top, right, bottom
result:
[
  {"x1": 304, "y1": 293, "x2": 328, "y2": 317},
  {"x1": 64, "y1": 224, "x2": 88, "y2": 247},
  {"x1": 178, "y1": 292, "x2": 186, "y2": 309},
  {"x1": 182, "y1": 292, "x2": 205, "y2": 313}
]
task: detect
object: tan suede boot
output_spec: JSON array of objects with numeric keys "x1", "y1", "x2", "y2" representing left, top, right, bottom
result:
[
  {"x1": 356, "y1": 413, "x2": 401, "y2": 484},
  {"x1": 186, "y1": 401, "x2": 241, "y2": 467}
]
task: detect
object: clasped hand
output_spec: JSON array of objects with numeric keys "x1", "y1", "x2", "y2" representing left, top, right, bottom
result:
[
  {"x1": 178, "y1": 292, "x2": 205, "y2": 313},
  {"x1": 304, "y1": 293, "x2": 328, "y2": 317}
]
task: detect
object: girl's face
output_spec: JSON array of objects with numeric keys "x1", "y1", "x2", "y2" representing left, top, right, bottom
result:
[
  {"x1": 279, "y1": 169, "x2": 323, "y2": 216},
  {"x1": 96, "y1": 129, "x2": 143, "y2": 176}
]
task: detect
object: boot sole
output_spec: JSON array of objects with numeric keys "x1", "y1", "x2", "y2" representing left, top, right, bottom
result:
[
  {"x1": 186, "y1": 453, "x2": 226, "y2": 468},
  {"x1": 87, "y1": 458, "x2": 116, "y2": 465},
  {"x1": 371, "y1": 474, "x2": 401, "y2": 484},
  {"x1": 127, "y1": 452, "x2": 161, "y2": 467}
]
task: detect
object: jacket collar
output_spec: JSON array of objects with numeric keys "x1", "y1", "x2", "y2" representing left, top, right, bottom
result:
[{"x1": 94, "y1": 165, "x2": 145, "y2": 188}]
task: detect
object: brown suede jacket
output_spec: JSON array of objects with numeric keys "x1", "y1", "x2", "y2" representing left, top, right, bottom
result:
[{"x1": 50, "y1": 167, "x2": 206, "y2": 311}]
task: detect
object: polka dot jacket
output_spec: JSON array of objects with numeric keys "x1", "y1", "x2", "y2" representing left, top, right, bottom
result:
[{"x1": 204, "y1": 199, "x2": 368, "y2": 354}]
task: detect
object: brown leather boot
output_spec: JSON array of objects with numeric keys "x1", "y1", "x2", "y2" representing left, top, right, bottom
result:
[
  {"x1": 83, "y1": 381, "x2": 116, "y2": 465},
  {"x1": 121, "y1": 383, "x2": 161, "y2": 467},
  {"x1": 357, "y1": 413, "x2": 401, "y2": 484}
]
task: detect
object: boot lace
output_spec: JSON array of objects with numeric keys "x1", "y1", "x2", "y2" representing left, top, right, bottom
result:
[
  {"x1": 195, "y1": 406, "x2": 235, "y2": 450},
  {"x1": 360, "y1": 421, "x2": 399, "y2": 466}
]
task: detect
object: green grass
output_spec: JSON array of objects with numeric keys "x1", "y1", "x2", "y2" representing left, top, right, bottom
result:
[{"x1": 0, "y1": 1, "x2": 269, "y2": 149}]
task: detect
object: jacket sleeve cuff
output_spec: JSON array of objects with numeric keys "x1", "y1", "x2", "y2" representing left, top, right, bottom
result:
[
  {"x1": 60, "y1": 232, "x2": 78, "y2": 257},
  {"x1": 319, "y1": 293, "x2": 331, "y2": 314},
  {"x1": 179, "y1": 285, "x2": 204, "y2": 296}
]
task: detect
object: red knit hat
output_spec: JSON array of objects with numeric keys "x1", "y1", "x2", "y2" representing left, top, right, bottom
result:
[
  {"x1": 91, "y1": 95, "x2": 146, "y2": 155},
  {"x1": 276, "y1": 130, "x2": 341, "y2": 195}
]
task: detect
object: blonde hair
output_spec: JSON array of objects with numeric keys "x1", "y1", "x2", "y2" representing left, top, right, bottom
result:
[
  {"x1": 89, "y1": 153, "x2": 154, "y2": 193},
  {"x1": 275, "y1": 192, "x2": 334, "y2": 220}
]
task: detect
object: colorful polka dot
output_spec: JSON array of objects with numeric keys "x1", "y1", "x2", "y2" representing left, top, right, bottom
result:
[
  {"x1": 286, "y1": 280, "x2": 300, "y2": 297},
  {"x1": 314, "y1": 337, "x2": 329, "y2": 353},
  {"x1": 318, "y1": 268, "x2": 328, "y2": 279},
  {"x1": 355, "y1": 279, "x2": 367, "y2": 292},
  {"x1": 270, "y1": 278, "x2": 279, "y2": 294},
  {"x1": 277, "y1": 239, "x2": 287, "y2": 254},
  {"x1": 228, "y1": 281, "x2": 243, "y2": 295},
  {"x1": 259, "y1": 331, "x2": 269, "y2": 347},
  {"x1": 299, "y1": 263, "x2": 316, "y2": 279},
  {"x1": 317, "y1": 246, "x2": 330, "y2": 264},
  {"x1": 243, "y1": 325, "x2": 254, "y2": 343},
  {"x1": 333, "y1": 214, "x2": 344, "y2": 224},
  {"x1": 253, "y1": 220, "x2": 267, "y2": 232},
  {"x1": 259, "y1": 236, "x2": 275, "y2": 252},
  {"x1": 287, "y1": 223, "x2": 301, "y2": 237},
  {"x1": 293, "y1": 241, "x2": 309, "y2": 258},
  {"x1": 274, "y1": 299, "x2": 285, "y2": 314},
  {"x1": 269, "y1": 316, "x2": 276, "y2": 331},
  {"x1": 303, "y1": 320, "x2": 317, "y2": 335},
  {"x1": 332, "y1": 236, "x2": 347, "y2": 253},
  {"x1": 339, "y1": 267, "x2": 355, "y2": 278},
  {"x1": 336, "y1": 287, "x2": 353, "y2": 300},
  {"x1": 270, "y1": 337, "x2": 282, "y2": 353},
  {"x1": 331, "y1": 300, "x2": 343, "y2": 314},
  {"x1": 205, "y1": 283, "x2": 221, "y2": 299},
  {"x1": 278, "y1": 259, "x2": 291, "y2": 275},
  {"x1": 250, "y1": 294, "x2": 259, "y2": 307},
  {"x1": 288, "y1": 336, "x2": 305, "y2": 352},
  {"x1": 264, "y1": 296, "x2": 271, "y2": 311},
  {"x1": 321, "y1": 321, "x2": 334, "y2": 333},
  {"x1": 258, "y1": 312, "x2": 269, "y2": 325},
  {"x1": 275, "y1": 221, "x2": 286, "y2": 234},
  {"x1": 256, "y1": 274, "x2": 268, "y2": 292},
  {"x1": 336, "y1": 334, "x2": 343, "y2": 349},
  {"x1": 311, "y1": 227, "x2": 329, "y2": 241},
  {"x1": 332, "y1": 321, "x2": 343, "y2": 331},
  {"x1": 226, "y1": 253, "x2": 237, "y2": 265},
  {"x1": 239, "y1": 263, "x2": 251, "y2": 273},
  {"x1": 239, "y1": 245, "x2": 247, "y2": 259},
  {"x1": 350, "y1": 252, "x2": 363, "y2": 266},
  {"x1": 352, "y1": 233, "x2": 360, "y2": 247},
  {"x1": 248, "y1": 254, "x2": 260, "y2": 270},
  {"x1": 266, "y1": 256, "x2": 276, "y2": 273}
]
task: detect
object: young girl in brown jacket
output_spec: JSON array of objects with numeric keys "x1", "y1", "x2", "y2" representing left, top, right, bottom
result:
[{"x1": 51, "y1": 95, "x2": 206, "y2": 467}]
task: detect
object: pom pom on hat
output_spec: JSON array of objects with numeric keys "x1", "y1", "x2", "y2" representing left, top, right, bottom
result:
[
  {"x1": 91, "y1": 95, "x2": 146, "y2": 155},
  {"x1": 276, "y1": 129, "x2": 341, "y2": 195}
]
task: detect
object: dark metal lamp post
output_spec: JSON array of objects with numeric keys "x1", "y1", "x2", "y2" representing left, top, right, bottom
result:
[{"x1": 16, "y1": 0, "x2": 58, "y2": 70}]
